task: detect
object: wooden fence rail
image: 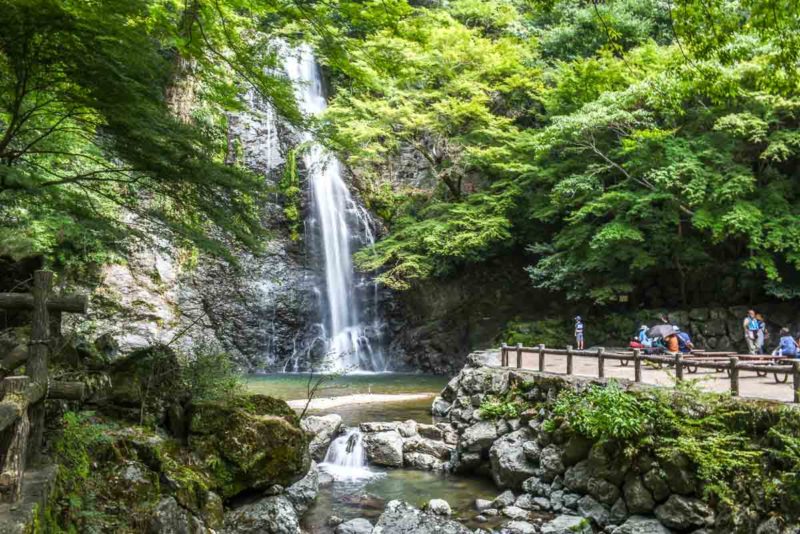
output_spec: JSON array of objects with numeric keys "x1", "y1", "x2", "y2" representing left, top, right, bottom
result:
[
  {"x1": 0, "y1": 271, "x2": 88, "y2": 503},
  {"x1": 499, "y1": 343, "x2": 800, "y2": 403}
]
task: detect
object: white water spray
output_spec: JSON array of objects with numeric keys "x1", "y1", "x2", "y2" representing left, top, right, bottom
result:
[
  {"x1": 284, "y1": 45, "x2": 385, "y2": 372},
  {"x1": 320, "y1": 428, "x2": 375, "y2": 480}
]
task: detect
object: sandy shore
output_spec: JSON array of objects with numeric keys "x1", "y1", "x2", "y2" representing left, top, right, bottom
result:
[{"x1": 286, "y1": 392, "x2": 435, "y2": 410}]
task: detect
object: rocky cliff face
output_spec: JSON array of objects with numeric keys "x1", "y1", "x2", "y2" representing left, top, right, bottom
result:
[{"x1": 70, "y1": 89, "x2": 328, "y2": 371}]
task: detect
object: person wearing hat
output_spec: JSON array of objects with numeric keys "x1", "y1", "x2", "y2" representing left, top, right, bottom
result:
[{"x1": 574, "y1": 316, "x2": 585, "y2": 350}]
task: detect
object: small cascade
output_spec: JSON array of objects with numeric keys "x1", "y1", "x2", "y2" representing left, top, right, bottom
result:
[{"x1": 319, "y1": 428, "x2": 375, "y2": 481}]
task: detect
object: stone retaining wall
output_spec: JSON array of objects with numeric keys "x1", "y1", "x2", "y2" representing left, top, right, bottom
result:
[{"x1": 430, "y1": 351, "x2": 798, "y2": 534}]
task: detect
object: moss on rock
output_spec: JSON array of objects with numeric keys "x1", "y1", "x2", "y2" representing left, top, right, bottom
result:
[{"x1": 187, "y1": 394, "x2": 310, "y2": 498}]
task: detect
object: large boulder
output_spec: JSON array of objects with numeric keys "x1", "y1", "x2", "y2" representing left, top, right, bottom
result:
[
  {"x1": 301, "y1": 414, "x2": 342, "y2": 461},
  {"x1": 611, "y1": 516, "x2": 672, "y2": 534},
  {"x1": 489, "y1": 428, "x2": 537, "y2": 489},
  {"x1": 461, "y1": 421, "x2": 499, "y2": 453},
  {"x1": 372, "y1": 500, "x2": 471, "y2": 534},
  {"x1": 540, "y1": 515, "x2": 593, "y2": 534},
  {"x1": 188, "y1": 395, "x2": 310, "y2": 498},
  {"x1": 623, "y1": 475, "x2": 655, "y2": 514},
  {"x1": 403, "y1": 435, "x2": 451, "y2": 460},
  {"x1": 655, "y1": 495, "x2": 714, "y2": 531},
  {"x1": 223, "y1": 495, "x2": 300, "y2": 534},
  {"x1": 363, "y1": 431, "x2": 404, "y2": 467}
]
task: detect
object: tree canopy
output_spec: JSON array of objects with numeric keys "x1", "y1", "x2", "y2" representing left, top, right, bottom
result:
[{"x1": 320, "y1": 0, "x2": 800, "y2": 307}]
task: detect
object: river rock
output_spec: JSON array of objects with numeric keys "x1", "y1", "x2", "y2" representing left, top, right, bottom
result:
[
  {"x1": 335, "y1": 518, "x2": 373, "y2": 534},
  {"x1": 587, "y1": 475, "x2": 621, "y2": 505},
  {"x1": 577, "y1": 495, "x2": 610, "y2": 527},
  {"x1": 562, "y1": 434, "x2": 592, "y2": 466},
  {"x1": 223, "y1": 495, "x2": 300, "y2": 534},
  {"x1": 372, "y1": 500, "x2": 471, "y2": 534},
  {"x1": 503, "y1": 520, "x2": 538, "y2": 534},
  {"x1": 501, "y1": 506, "x2": 530, "y2": 520},
  {"x1": 363, "y1": 431, "x2": 404, "y2": 467},
  {"x1": 540, "y1": 444, "x2": 566, "y2": 481},
  {"x1": 360, "y1": 422, "x2": 399, "y2": 433},
  {"x1": 432, "y1": 397, "x2": 452, "y2": 417},
  {"x1": 490, "y1": 428, "x2": 537, "y2": 489},
  {"x1": 492, "y1": 490, "x2": 516, "y2": 508},
  {"x1": 660, "y1": 454, "x2": 696, "y2": 495},
  {"x1": 475, "y1": 498, "x2": 493, "y2": 512},
  {"x1": 623, "y1": 474, "x2": 655, "y2": 514},
  {"x1": 642, "y1": 468, "x2": 671, "y2": 502},
  {"x1": 655, "y1": 495, "x2": 714, "y2": 531},
  {"x1": 418, "y1": 423, "x2": 444, "y2": 440},
  {"x1": 461, "y1": 421, "x2": 499, "y2": 453},
  {"x1": 403, "y1": 435, "x2": 451, "y2": 459},
  {"x1": 425, "y1": 498, "x2": 452, "y2": 516},
  {"x1": 611, "y1": 515, "x2": 672, "y2": 534},
  {"x1": 284, "y1": 462, "x2": 319, "y2": 514},
  {"x1": 541, "y1": 514, "x2": 592, "y2": 534},
  {"x1": 405, "y1": 452, "x2": 445, "y2": 471},
  {"x1": 301, "y1": 414, "x2": 342, "y2": 461}
]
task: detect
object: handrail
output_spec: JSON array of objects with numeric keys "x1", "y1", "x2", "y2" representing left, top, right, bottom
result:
[{"x1": 499, "y1": 343, "x2": 800, "y2": 403}]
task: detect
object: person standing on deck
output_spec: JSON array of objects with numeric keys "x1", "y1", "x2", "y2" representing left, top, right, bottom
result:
[
  {"x1": 756, "y1": 313, "x2": 768, "y2": 354},
  {"x1": 574, "y1": 316, "x2": 585, "y2": 350},
  {"x1": 743, "y1": 309, "x2": 760, "y2": 355}
]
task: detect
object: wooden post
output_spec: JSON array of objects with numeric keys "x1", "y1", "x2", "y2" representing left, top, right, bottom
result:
[
  {"x1": 633, "y1": 349, "x2": 642, "y2": 382},
  {"x1": 0, "y1": 376, "x2": 30, "y2": 503},
  {"x1": 516, "y1": 343, "x2": 523, "y2": 369},
  {"x1": 793, "y1": 361, "x2": 800, "y2": 404},
  {"x1": 675, "y1": 353, "x2": 683, "y2": 381},
  {"x1": 27, "y1": 270, "x2": 52, "y2": 464},
  {"x1": 566, "y1": 345, "x2": 573, "y2": 375},
  {"x1": 597, "y1": 348, "x2": 605, "y2": 378},
  {"x1": 501, "y1": 343, "x2": 508, "y2": 367},
  {"x1": 729, "y1": 357, "x2": 739, "y2": 397},
  {"x1": 538, "y1": 344, "x2": 545, "y2": 372}
]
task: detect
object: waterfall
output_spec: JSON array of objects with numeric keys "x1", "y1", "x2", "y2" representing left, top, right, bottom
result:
[
  {"x1": 320, "y1": 428, "x2": 375, "y2": 480},
  {"x1": 284, "y1": 44, "x2": 386, "y2": 373}
]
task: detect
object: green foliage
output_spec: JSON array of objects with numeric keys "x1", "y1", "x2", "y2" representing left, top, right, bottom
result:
[
  {"x1": 550, "y1": 381, "x2": 768, "y2": 504},
  {"x1": 51, "y1": 412, "x2": 113, "y2": 531},
  {"x1": 279, "y1": 148, "x2": 303, "y2": 241},
  {"x1": 478, "y1": 382, "x2": 534, "y2": 420},
  {"x1": 553, "y1": 381, "x2": 651, "y2": 441},
  {"x1": 182, "y1": 348, "x2": 244, "y2": 402}
]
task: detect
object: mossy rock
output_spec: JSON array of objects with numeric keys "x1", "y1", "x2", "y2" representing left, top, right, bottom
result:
[{"x1": 187, "y1": 394, "x2": 310, "y2": 498}]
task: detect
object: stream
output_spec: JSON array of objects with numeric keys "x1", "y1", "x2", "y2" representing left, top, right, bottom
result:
[{"x1": 246, "y1": 374, "x2": 501, "y2": 532}]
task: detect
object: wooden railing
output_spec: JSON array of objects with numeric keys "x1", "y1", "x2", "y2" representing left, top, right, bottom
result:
[
  {"x1": 499, "y1": 343, "x2": 800, "y2": 403},
  {"x1": 0, "y1": 271, "x2": 88, "y2": 502}
]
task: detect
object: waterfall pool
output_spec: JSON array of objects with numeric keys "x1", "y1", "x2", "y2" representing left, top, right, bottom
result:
[
  {"x1": 246, "y1": 373, "x2": 505, "y2": 531},
  {"x1": 245, "y1": 373, "x2": 449, "y2": 425}
]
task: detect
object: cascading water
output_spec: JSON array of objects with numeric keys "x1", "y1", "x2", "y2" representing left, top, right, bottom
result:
[
  {"x1": 284, "y1": 45, "x2": 386, "y2": 373},
  {"x1": 319, "y1": 428, "x2": 375, "y2": 480}
]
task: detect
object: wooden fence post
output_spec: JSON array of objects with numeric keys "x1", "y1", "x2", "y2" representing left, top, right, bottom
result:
[
  {"x1": 501, "y1": 343, "x2": 508, "y2": 367},
  {"x1": 538, "y1": 344, "x2": 545, "y2": 372},
  {"x1": 729, "y1": 357, "x2": 739, "y2": 397},
  {"x1": 516, "y1": 343, "x2": 522, "y2": 369},
  {"x1": 633, "y1": 349, "x2": 642, "y2": 382},
  {"x1": 27, "y1": 270, "x2": 52, "y2": 464},
  {"x1": 597, "y1": 348, "x2": 605, "y2": 378},
  {"x1": 0, "y1": 376, "x2": 30, "y2": 503},
  {"x1": 566, "y1": 345, "x2": 573, "y2": 375},
  {"x1": 675, "y1": 353, "x2": 683, "y2": 381},
  {"x1": 793, "y1": 361, "x2": 800, "y2": 404}
]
